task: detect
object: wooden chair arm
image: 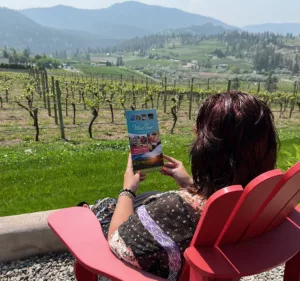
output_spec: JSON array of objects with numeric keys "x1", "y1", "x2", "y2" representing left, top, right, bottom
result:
[
  {"x1": 184, "y1": 207, "x2": 300, "y2": 279},
  {"x1": 48, "y1": 207, "x2": 166, "y2": 281}
]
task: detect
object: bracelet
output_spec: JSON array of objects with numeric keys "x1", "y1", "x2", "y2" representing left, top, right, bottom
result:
[
  {"x1": 119, "y1": 189, "x2": 136, "y2": 198},
  {"x1": 118, "y1": 191, "x2": 135, "y2": 201}
]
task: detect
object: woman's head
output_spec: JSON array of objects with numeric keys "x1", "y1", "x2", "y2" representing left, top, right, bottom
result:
[{"x1": 190, "y1": 91, "x2": 278, "y2": 199}]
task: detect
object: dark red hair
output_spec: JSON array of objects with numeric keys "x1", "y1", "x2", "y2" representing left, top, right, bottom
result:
[{"x1": 190, "y1": 91, "x2": 279, "y2": 198}]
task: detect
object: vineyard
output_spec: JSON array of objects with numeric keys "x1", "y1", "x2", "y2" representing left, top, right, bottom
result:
[{"x1": 0, "y1": 70, "x2": 300, "y2": 143}]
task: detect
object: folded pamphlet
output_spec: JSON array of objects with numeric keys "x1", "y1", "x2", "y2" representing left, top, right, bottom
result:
[{"x1": 126, "y1": 109, "x2": 164, "y2": 173}]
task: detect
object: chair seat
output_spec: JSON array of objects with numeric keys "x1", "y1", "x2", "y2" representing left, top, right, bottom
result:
[
  {"x1": 48, "y1": 207, "x2": 167, "y2": 281},
  {"x1": 184, "y1": 206, "x2": 300, "y2": 279}
]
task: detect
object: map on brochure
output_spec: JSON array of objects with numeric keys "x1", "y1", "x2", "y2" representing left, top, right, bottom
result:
[{"x1": 126, "y1": 109, "x2": 164, "y2": 173}]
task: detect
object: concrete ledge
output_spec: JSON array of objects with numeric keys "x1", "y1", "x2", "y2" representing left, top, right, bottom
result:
[{"x1": 0, "y1": 209, "x2": 67, "y2": 263}]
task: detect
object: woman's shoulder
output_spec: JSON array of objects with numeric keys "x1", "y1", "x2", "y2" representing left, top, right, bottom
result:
[
  {"x1": 175, "y1": 189, "x2": 206, "y2": 212},
  {"x1": 145, "y1": 189, "x2": 206, "y2": 214}
]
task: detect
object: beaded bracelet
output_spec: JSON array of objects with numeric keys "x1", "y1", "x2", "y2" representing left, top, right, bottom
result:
[
  {"x1": 119, "y1": 189, "x2": 136, "y2": 198},
  {"x1": 118, "y1": 191, "x2": 135, "y2": 201}
]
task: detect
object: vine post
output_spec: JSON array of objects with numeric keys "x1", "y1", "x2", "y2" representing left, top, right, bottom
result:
[
  {"x1": 132, "y1": 76, "x2": 136, "y2": 108},
  {"x1": 41, "y1": 71, "x2": 47, "y2": 108},
  {"x1": 51, "y1": 76, "x2": 58, "y2": 125},
  {"x1": 163, "y1": 77, "x2": 167, "y2": 113},
  {"x1": 33, "y1": 108, "x2": 39, "y2": 141},
  {"x1": 145, "y1": 78, "x2": 149, "y2": 108},
  {"x1": 257, "y1": 81, "x2": 261, "y2": 93},
  {"x1": 55, "y1": 80, "x2": 66, "y2": 140},
  {"x1": 36, "y1": 70, "x2": 42, "y2": 98},
  {"x1": 227, "y1": 79, "x2": 232, "y2": 92},
  {"x1": 45, "y1": 71, "x2": 51, "y2": 116},
  {"x1": 189, "y1": 77, "x2": 194, "y2": 120},
  {"x1": 289, "y1": 81, "x2": 298, "y2": 118}
]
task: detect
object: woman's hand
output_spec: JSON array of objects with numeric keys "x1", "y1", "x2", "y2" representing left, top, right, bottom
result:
[
  {"x1": 123, "y1": 154, "x2": 147, "y2": 193},
  {"x1": 161, "y1": 154, "x2": 193, "y2": 189}
]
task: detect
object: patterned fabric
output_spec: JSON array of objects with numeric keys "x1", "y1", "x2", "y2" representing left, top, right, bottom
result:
[
  {"x1": 92, "y1": 190, "x2": 206, "y2": 281},
  {"x1": 91, "y1": 198, "x2": 117, "y2": 239},
  {"x1": 137, "y1": 205, "x2": 181, "y2": 281},
  {"x1": 109, "y1": 230, "x2": 142, "y2": 269}
]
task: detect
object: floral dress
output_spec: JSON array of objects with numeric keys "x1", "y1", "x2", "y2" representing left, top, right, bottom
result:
[{"x1": 91, "y1": 190, "x2": 206, "y2": 281}]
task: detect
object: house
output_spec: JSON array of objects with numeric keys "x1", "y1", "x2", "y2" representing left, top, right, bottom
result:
[{"x1": 216, "y1": 64, "x2": 229, "y2": 70}]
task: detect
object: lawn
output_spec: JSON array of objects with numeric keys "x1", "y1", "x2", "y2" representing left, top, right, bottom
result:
[
  {"x1": 124, "y1": 58, "x2": 178, "y2": 68},
  {"x1": 1, "y1": 128, "x2": 300, "y2": 217},
  {"x1": 150, "y1": 40, "x2": 226, "y2": 61},
  {"x1": 75, "y1": 65, "x2": 146, "y2": 79}
]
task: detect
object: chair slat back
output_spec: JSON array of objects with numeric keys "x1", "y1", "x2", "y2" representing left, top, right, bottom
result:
[
  {"x1": 190, "y1": 185, "x2": 243, "y2": 247},
  {"x1": 266, "y1": 189, "x2": 300, "y2": 232},
  {"x1": 242, "y1": 162, "x2": 300, "y2": 240},
  {"x1": 216, "y1": 169, "x2": 283, "y2": 246}
]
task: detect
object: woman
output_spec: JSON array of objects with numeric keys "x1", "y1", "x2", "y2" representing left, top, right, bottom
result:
[{"x1": 91, "y1": 91, "x2": 278, "y2": 281}]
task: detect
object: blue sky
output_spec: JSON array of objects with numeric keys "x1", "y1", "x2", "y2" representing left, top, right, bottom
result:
[{"x1": 0, "y1": 0, "x2": 300, "y2": 27}]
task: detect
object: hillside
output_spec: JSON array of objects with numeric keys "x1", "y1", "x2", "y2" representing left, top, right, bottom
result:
[
  {"x1": 243, "y1": 23, "x2": 300, "y2": 35},
  {"x1": 0, "y1": 8, "x2": 120, "y2": 53},
  {"x1": 173, "y1": 23, "x2": 228, "y2": 36},
  {"x1": 21, "y1": 1, "x2": 236, "y2": 39}
]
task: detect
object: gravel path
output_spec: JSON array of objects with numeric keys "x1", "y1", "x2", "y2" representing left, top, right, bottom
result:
[{"x1": 0, "y1": 252, "x2": 284, "y2": 281}]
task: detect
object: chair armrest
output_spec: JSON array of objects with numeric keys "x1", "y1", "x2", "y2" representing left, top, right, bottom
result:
[
  {"x1": 184, "y1": 208, "x2": 300, "y2": 279},
  {"x1": 48, "y1": 207, "x2": 166, "y2": 281}
]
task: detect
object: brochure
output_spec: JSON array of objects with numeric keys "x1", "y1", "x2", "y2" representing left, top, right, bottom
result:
[{"x1": 125, "y1": 109, "x2": 164, "y2": 173}]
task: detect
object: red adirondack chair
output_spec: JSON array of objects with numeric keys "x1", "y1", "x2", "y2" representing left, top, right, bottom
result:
[{"x1": 48, "y1": 162, "x2": 300, "y2": 281}]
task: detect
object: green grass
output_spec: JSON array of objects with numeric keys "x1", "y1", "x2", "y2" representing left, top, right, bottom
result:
[
  {"x1": 150, "y1": 40, "x2": 226, "y2": 61},
  {"x1": 76, "y1": 65, "x2": 145, "y2": 79},
  {"x1": 0, "y1": 135, "x2": 192, "y2": 216},
  {"x1": 1, "y1": 128, "x2": 300, "y2": 217},
  {"x1": 125, "y1": 58, "x2": 178, "y2": 68}
]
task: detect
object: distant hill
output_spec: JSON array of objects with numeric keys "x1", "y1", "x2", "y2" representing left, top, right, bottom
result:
[
  {"x1": 21, "y1": 1, "x2": 236, "y2": 39},
  {"x1": 174, "y1": 23, "x2": 229, "y2": 36},
  {"x1": 243, "y1": 23, "x2": 300, "y2": 35},
  {"x1": 0, "y1": 8, "x2": 120, "y2": 53}
]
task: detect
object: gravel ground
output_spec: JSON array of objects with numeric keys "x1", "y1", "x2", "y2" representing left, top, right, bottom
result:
[{"x1": 0, "y1": 252, "x2": 284, "y2": 281}]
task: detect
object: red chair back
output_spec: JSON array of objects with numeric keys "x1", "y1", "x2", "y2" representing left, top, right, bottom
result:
[
  {"x1": 190, "y1": 185, "x2": 243, "y2": 247},
  {"x1": 216, "y1": 169, "x2": 283, "y2": 246},
  {"x1": 244, "y1": 162, "x2": 300, "y2": 240}
]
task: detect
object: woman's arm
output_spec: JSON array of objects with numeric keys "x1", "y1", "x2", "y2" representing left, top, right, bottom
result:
[
  {"x1": 108, "y1": 154, "x2": 146, "y2": 240},
  {"x1": 108, "y1": 195, "x2": 134, "y2": 240}
]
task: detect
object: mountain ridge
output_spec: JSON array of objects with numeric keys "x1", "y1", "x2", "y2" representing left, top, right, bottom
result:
[
  {"x1": 20, "y1": 1, "x2": 236, "y2": 38},
  {"x1": 243, "y1": 23, "x2": 300, "y2": 35},
  {"x1": 0, "y1": 8, "x2": 121, "y2": 53}
]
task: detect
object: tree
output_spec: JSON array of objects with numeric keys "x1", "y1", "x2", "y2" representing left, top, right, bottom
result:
[
  {"x1": 230, "y1": 66, "x2": 241, "y2": 74},
  {"x1": 293, "y1": 62, "x2": 300, "y2": 74},
  {"x1": 23, "y1": 47, "x2": 31, "y2": 59},
  {"x1": 116, "y1": 56, "x2": 124, "y2": 66},
  {"x1": 203, "y1": 58, "x2": 212, "y2": 69},
  {"x1": 36, "y1": 57, "x2": 60, "y2": 69},
  {"x1": 265, "y1": 73, "x2": 278, "y2": 92}
]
